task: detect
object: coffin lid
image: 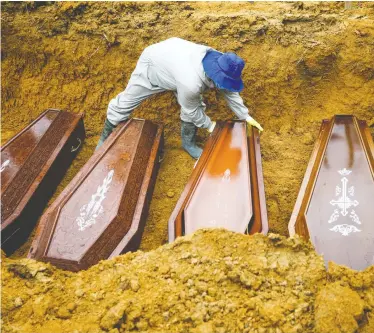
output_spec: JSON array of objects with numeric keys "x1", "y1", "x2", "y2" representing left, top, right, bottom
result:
[{"x1": 289, "y1": 115, "x2": 374, "y2": 270}]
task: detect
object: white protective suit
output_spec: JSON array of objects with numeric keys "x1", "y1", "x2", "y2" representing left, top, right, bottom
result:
[{"x1": 107, "y1": 37, "x2": 250, "y2": 128}]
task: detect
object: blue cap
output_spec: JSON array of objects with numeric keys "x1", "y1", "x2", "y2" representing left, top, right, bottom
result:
[{"x1": 202, "y1": 50, "x2": 245, "y2": 92}]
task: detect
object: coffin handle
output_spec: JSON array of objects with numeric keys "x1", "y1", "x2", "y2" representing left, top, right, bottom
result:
[
  {"x1": 158, "y1": 148, "x2": 165, "y2": 163},
  {"x1": 71, "y1": 138, "x2": 82, "y2": 152}
]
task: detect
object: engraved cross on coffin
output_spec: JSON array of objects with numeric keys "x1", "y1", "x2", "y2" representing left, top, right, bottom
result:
[
  {"x1": 289, "y1": 115, "x2": 374, "y2": 270},
  {"x1": 328, "y1": 168, "x2": 361, "y2": 235},
  {"x1": 168, "y1": 121, "x2": 268, "y2": 242}
]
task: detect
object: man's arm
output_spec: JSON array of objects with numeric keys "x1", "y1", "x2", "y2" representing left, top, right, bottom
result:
[
  {"x1": 177, "y1": 86, "x2": 213, "y2": 129},
  {"x1": 221, "y1": 90, "x2": 250, "y2": 120},
  {"x1": 222, "y1": 90, "x2": 263, "y2": 132}
]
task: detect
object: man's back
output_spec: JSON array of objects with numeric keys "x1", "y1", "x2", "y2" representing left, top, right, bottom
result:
[{"x1": 145, "y1": 37, "x2": 211, "y2": 92}]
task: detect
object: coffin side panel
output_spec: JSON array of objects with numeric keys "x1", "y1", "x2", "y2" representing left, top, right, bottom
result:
[
  {"x1": 248, "y1": 127, "x2": 268, "y2": 235},
  {"x1": 289, "y1": 120, "x2": 332, "y2": 238},
  {"x1": 358, "y1": 120, "x2": 374, "y2": 171}
]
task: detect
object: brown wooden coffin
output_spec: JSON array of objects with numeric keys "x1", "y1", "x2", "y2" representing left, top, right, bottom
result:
[
  {"x1": 168, "y1": 121, "x2": 268, "y2": 242},
  {"x1": 289, "y1": 115, "x2": 374, "y2": 270},
  {"x1": 1, "y1": 109, "x2": 85, "y2": 255},
  {"x1": 28, "y1": 119, "x2": 164, "y2": 271}
]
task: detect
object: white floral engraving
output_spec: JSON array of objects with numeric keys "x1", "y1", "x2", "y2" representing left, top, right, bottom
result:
[
  {"x1": 76, "y1": 169, "x2": 114, "y2": 231},
  {"x1": 0, "y1": 159, "x2": 10, "y2": 173},
  {"x1": 330, "y1": 224, "x2": 361, "y2": 236},
  {"x1": 350, "y1": 210, "x2": 361, "y2": 225},
  {"x1": 328, "y1": 209, "x2": 339, "y2": 224},
  {"x1": 338, "y1": 168, "x2": 352, "y2": 176},
  {"x1": 328, "y1": 169, "x2": 362, "y2": 236}
]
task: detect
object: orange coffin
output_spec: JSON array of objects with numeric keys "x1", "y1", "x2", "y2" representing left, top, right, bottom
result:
[
  {"x1": 289, "y1": 115, "x2": 374, "y2": 270},
  {"x1": 168, "y1": 121, "x2": 268, "y2": 242}
]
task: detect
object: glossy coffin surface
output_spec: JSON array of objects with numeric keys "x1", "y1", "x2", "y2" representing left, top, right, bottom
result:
[
  {"x1": 289, "y1": 115, "x2": 374, "y2": 270},
  {"x1": 168, "y1": 121, "x2": 268, "y2": 242},
  {"x1": 29, "y1": 119, "x2": 163, "y2": 271},
  {"x1": 1, "y1": 109, "x2": 85, "y2": 254}
]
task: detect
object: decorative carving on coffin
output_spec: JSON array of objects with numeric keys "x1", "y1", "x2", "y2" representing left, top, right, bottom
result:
[
  {"x1": 289, "y1": 115, "x2": 374, "y2": 270},
  {"x1": 327, "y1": 169, "x2": 361, "y2": 236},
  {"x1": 76, "y1": 169, "x2": 115, "y2": 231},
  {"x1": 28, "y1": 119, "x2": 163, "y2": 271},
  {"x1": 1, "y1": 109, "x2": 85, "y2": 254},
  {"x1": 168, "y1": 121, "x2": 268, "y2": 242}
]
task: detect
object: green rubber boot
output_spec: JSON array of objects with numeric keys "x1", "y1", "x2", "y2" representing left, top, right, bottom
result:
[
  {"x1": 96, "y1": 118, "x2": 116, "y2": 150},
  {"x1": 181, "y1": 121, "x2": 203, "y2": 159}
]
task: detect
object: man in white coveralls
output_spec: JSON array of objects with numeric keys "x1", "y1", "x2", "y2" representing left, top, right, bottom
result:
[{"x1": 97, "y1": 37, "x2": 263, "y2": 159}]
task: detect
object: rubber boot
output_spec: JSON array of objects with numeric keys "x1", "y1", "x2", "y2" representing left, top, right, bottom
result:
[
  {"x1": 181, "y1": 121, "x2": 203, "y2": 159},
  {"x1": 96, "y1": 118, "x2": 117, "y2": 150}
]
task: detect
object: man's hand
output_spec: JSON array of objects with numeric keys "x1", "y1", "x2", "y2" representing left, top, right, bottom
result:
[
  {"x1": 246, "y1": 116, "x2": 263, "y2": 132},
  {"x1": 208, "y1": 121, "x2": 216, "y2": 133}
]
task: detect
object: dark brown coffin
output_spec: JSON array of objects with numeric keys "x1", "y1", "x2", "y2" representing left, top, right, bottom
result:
[
  {"x1": 1, "y1": 109, "x2": 85, "y2": 255},
  {"x1": 289, "y1": 115, "x2": 374, "y2": 270},
  {"x1": 168, "y1": 121, "x2": 268, "y2": 242},
  {"x1": 28, "y1": 119, "x2": 164, "y2": 271}
]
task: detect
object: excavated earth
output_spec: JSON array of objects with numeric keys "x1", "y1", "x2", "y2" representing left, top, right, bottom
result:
[
  {"x1": 1, "y1": 230, "x2": 374, "y2": 333},
  {"x1": 1, "y1": 2, "x2": 374, "y2": 332}
]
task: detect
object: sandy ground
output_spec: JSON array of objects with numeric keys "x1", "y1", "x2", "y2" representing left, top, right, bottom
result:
[{"x1": 1, "y1": 1, "x2": 374, "y2": 332}]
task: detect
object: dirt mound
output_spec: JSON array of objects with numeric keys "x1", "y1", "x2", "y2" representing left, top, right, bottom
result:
[{"x1": 2, "y1": 229, "x2": 374, "y2": 333}]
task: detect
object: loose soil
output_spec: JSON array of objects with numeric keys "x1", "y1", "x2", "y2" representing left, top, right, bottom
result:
[
  {"x1": 1, "y1": 1, "x2": 374, "y2": 332},
  {"x1": 2, "y1": 230, "x2": 374, "y2": 333}
]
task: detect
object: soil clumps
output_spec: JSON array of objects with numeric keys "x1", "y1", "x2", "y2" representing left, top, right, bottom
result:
[{"x1": 2, "y1": 229, "x2": 374, "y2": 333}]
